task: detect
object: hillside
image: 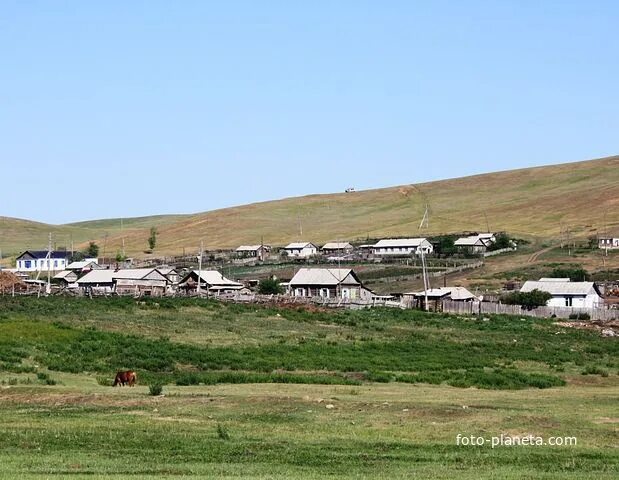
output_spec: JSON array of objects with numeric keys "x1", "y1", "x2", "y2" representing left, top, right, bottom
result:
[{"x1": 1, "y1": 155, "x2": 618, "y2": 258}]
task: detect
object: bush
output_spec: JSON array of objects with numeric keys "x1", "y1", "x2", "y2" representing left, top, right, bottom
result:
[
  {"x1": 257, "y1": 278, "x2": 283, "y2": 295},
  {"x1": 569, "y1": 313, "x2": 591, "y2": 320},
  {"x1": 149, "y1": 384, "x2": 163, "y2": 396},
  {"x1": 501, "y1": 289, "x2": 552, "y2": 310},
  {"x1": 581, "y1": 366, "x2": 609, "y2": 377},
  {"x1": 216, "y1": 423, "x2": 230, "y2": 440}
]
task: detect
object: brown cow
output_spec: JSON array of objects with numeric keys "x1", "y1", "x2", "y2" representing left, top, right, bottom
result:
[{"x1": 113, "y1": 370, "x2": 137, "y2": 387}]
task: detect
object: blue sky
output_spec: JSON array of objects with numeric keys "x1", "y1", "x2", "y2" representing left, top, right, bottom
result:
[{"x1": 1, "y1": 1, "x2": 617, "y2": 224}]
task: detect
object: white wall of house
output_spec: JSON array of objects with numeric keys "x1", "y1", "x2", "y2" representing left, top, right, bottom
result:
[
  {"x1": 547, "y1": 294, "x2": 602, "y2": 309},
  {"x1": 16, "y1": 258, "x2": 69, "y2": 272},
  {"x1": 286, "y1": 246, "x2": 317, "y2": 258},
  {"x1": 373, "y1": 242, "x2": 433, "y2": 256},
  {"x1": 599, "y1": 238, "x2": 619, "y2": 249}
]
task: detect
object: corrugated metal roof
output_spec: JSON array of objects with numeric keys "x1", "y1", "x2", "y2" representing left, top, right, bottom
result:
[
  {"x1": 404, "y1": 286, "x2": 477, "y2": 300},
  {"x1": 113, "y1": 268, "x2": 163, "y2": 280},
  {"x1": 236, "y1": 245, "x2": 263, "y2": 251},
  {"x1": 374, "y1": 238, "x2": 429, "y2": 248},
  {"x1": 454, "y1": 236, "x2": 485, "y2": 246},
  {"x1": 538, "y1": 278, "x2": 571, "y2": 282},
  {"x1": 520, "y1": 280, "x2": 599, "y2": 296},
  {"x1": 181, "y1": 270, "x2": 243, "y2": 287},
  {"x1": 67, "y1": 260, "x2": 99, "y2": 270},
  {"x1": 284, "y1": 242, "x2": 316, "y2": 249},
  {"x1": 289, "y1": 268, "x2": 360, "y2": 286},
  {"x1": 77, "y1": 270, "x2": 115, "y2": 284},
  {"x1": 53, "y1": 270, "x2": 76, "y2": 280},
  {"x1": 322, "y1": 242, "x2": 353, "y2": 250}
]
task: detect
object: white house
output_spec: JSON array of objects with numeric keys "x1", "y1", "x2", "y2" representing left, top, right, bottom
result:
[
  {"x1": 598, "y1": 237, "x2": 619, "y2": 250},
  {"x1": 282, "y1": 242, "x2": 318, "y2": 258},
  {"x1": 520, "y1": 278, "x2": 604, "y2": 308},
  {"x1": 372, "y1": 238, "x2": 433, "y2": 256},
  {"x1": 403, "y1": 286, "x2": 478, "y2": 310},
  {"x1": 455, "y1": 235, "x2": 490, "y2": 253},
  {"x1": 288, "y1": 268, "x2": 372, "y2": 300},
  {"x1": 15, "y1": 251, "x2": 72, "y2": 273}
]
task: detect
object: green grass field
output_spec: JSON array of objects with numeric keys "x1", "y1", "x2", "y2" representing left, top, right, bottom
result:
[{"x1": 0, "y1": 297, "x2": 617, "y2": 478}]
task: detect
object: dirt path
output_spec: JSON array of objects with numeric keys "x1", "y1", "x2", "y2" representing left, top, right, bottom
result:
[{"x1": 527, "y1": 246, "x2": 554, "y2": 264}]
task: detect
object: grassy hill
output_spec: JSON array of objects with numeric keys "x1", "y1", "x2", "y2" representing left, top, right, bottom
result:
[{"x1": 1, "y1": 155, "x2": 618, "y2": 258}]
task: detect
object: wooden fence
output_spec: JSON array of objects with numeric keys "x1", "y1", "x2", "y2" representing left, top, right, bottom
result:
[{"x1": 441, "y1": 300, "x2": 619, "y2": 322}]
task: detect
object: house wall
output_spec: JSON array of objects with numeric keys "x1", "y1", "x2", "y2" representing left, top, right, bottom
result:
[
  {"x1": 373, "y1": 243, "x2": 433, "y2": 255},
  {"x1": 17, "y1": 258, "x2": 68, "y2": 272},
  {"x1": 547, "y1": 294, "x2": 602, "y2": 309},
  {"x1": 598, "y1": 238, "x2": 619, "y2": 249},
  {"x1": 290, "y1": 284, "x2": 363, "y2": 299},
  {"x1": 286, "y1": 247, "x2": 317, "y2": 258}
]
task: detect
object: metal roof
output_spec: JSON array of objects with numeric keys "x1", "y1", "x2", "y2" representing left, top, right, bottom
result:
[
  {"x1": 404, "y1": 286, "x2": 478, "y2": 300},
  {"x1": 289, "y1": 268, "x2": 360, "y2": 286},
  {"x1": 77, "y1": 270, "x2": 115, "y2": 284},
  {"x1": 373, "y1": 238, "x2": 429, "y2": 248},
  {"x1": 284, "y1": 242, "x2": 316, "y2": 249},
  {"x1": 16, "y1": 250, "x2": 71, "y2": 260},
  {"x1": 322, "y1": 242, "x2": 353, "y2": 250},
  {"x1": 53, "y1": 270, "x2": 76, "y2": 280},
  {"x1": 77, "y1": 268, "x2": 166, "y2": 284},
  {"x1": 236, "y1": 245, "x2": 264, "y2": 251},
  {"x1": 181, "y1": 270, "x2": 243, "y2": 287},
  {"x1": 66, "y1": 260, "x2": 99, "y2": 270},
  {"x1": 113, "y1": 268, "x2": 165, "y2": 280},
  {"x1": 454, "y1": 236, "x2": 486, "y2": 246},
  {"x1": 520, "y1": 280, "x2": 600, "y2": 296}
]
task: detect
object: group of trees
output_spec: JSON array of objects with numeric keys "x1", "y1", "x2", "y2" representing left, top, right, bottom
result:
[{"x1": 500, "y1": 289, "x2": 552, "y2": 310}]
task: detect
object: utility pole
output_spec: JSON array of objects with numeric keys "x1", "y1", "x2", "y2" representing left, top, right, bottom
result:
[
  {"x1": 46, "y1": 232, "x2": 52, "y2": 295},
  {"x1": 197, "y1": 240, "x2": 203, "y2": 298},
  {"x1": 419, "y1": 204, "x2": 429, "y2": 230},
  {"x1": 420, "y1": 249, "x2": 429, "y2": 311}
]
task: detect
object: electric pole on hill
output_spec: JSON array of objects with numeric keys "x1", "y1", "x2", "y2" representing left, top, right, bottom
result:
[
  {"x1": 197, "y1": 240, "x2": 203, "y2": 298},
  {"x1": 419, "y1": 204, "x2": 429, "y2": 230}
]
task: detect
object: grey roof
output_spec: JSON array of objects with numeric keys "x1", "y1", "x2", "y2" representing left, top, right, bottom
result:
[
  {"x1": 180, "y1": 270, "x2": 243, "y2": 288},
  {"x1": 284, "y1": 242, "x2": 316, "y2": 249},
  {"x1": 236, "y1": 245, "x2": 264, "y2": 251},
  {"x1": 538, "y1": 278, "x2": 571, "y2": 282},
  {"x1": 66, "y1": 260, "x2": 100, "y2": 270},
  {"x1": 373, "y1": 238, "x2": 429, "y2": 248},
  {"x1": 520, "y1": 280, "x2": 600, "y2": 296},
  {"x1": 322, "y1": 242, "x2": 353, "y2": 250},
  {"x1": 405, "y1": 287, "x2": 478, "y2": 300},
  {"x1": 289, "y1": 268, "x2": 360, "y2": 286},
  {"x1": 53, "y1": 270, "x2": 76, "y2": 280},
  {"x1": 77, "y1": 270, "x2": 115, "y2": 284},
  {"x1": 113, "y1": 268, "x2": 164, "y2": 280},
  {"x1": 454, "y1": 236, "x2": 486, "y2": 246},
  {"x1": 77, "y1": 268, "x2": 166, "y2": 284}
]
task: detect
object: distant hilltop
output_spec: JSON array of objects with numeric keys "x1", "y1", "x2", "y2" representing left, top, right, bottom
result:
[{"x1": 1, "y1": 155, "x2": 618, "y2": 258}]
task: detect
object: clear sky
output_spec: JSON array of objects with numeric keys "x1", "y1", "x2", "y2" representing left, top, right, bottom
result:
[{"x1": 1, "y1": 1, "x2": 617, "y2": 224}]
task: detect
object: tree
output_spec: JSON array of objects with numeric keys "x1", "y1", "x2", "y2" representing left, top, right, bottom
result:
[
  {"x1": 148, "y1": 227, "x2": 158, "y2": 251},
  {"x1": 115, "y1": 251, "x2": 127, "y2": 263},
  {"x1": 85, "y1": 242, "x2": 99, "y2": 258},
  {"x1": 501, "y1": 289, "x2": 552, "y2": 310},
  {"x1": 487, "y1": 233, "x2": 512, "y2": 251},
  {"x1": 258, "y1": 278, "x2": 283, "y2": 295},
  {"x1": 551, "y1": 267, "x2": 590, "y2": 282}
]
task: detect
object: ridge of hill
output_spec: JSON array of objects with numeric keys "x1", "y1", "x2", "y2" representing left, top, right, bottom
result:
[{"x1": 1, "y1": 155, "x2": 618, "y2": 258}]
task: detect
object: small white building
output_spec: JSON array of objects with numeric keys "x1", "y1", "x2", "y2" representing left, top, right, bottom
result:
[
  {"x1": 454, "y1": 235, "x2": 490, "y2": 253},
  {"x1": 288, "y1": 268, "x2": 371, "y2": 300},
  {"x1": 520, "y1": 279, "x2": 604, "y2": 308},
  {"x1": 282, "y1": 242, "x2": 318, "y2": 258},
  {"x1": 15, "y1": 251, "x2": 72, "y2": 272},
  {"x1": 403, "y1": 286, "x2": 478, "y2": 310},
  {"x1": 372, "y1": 238, "x2": 433, "y2": 256},
  {"x1": 66, "y1": 259, "x2": 101, "y2": 271},
  {"x1": 321, "y1": 242, "x2": 354, "y2": 254},
  {"x1": 598, "y1": 237, "x2": 619, "y2": 250}
]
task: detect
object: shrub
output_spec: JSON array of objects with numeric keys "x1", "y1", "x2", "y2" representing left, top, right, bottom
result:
[
  {"x1": 501, "y1": 289, "x2": 552, "y2": 310},
  {"x1": 96, "y1": 376, "x2": 113, "y2": 386},
  {"x1": 216, "y1": 423, "x2": 230, "y2": 440},
  {"x1": 257, "y1": 278, "x2": 283, "y2": 295},
  {"x1": 149, "y1": 384, "x2": 163, "y2": 396},
  {"x1": 581, "y1": 366, "x2": 609, "y2": 377}
]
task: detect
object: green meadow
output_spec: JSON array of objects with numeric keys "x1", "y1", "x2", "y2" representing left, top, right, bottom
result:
[{"x1": 0, "y1": 297, "x2": 617, "y2": 478}]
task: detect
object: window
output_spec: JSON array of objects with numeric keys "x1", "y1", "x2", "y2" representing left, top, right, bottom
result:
[
  {"x1": 54, "y1": 260, "x2": 58, "y2": 268},
  {"x1": 565, "y1": 297, "x2": 573, "y2": 307},
  {"x1": 25, "y1": 260, "x2": 31, "y2": 269},
  {"x1": 319, "y1": 288, "x2": 330, "y2": 298}
]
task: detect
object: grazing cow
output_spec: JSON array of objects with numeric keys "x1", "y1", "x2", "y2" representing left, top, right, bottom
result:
[{"x1": 113, "y1": 370, "x2": 137, "y2": 387}]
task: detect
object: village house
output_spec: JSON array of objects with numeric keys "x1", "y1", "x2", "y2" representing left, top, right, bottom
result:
[
  {"x1": 403, "y1": 286, "x2": 478, "y2": 311},
  {"x1": 52, "y1": 270, "x2": 79, "y2": 288},
  {"x1": 287, "y1": 267, "x2": 372, "y2": 300},
  {"x1": 372, "y1": 238, "x2": 433, "y2": 256},
  {"x1": 235, "y1": 245, "x2": 271, "y2": 260},
  {"x1": 157, "y1": 267, "x2": 180, "y2": 285},
  {"x1": 15, "y1": 250, "x2": 71, "y2": 272},
  {"x1": 178, "y1": 270, "x2": 246, "y2": 295},
  {"x1": 598, "y1": 237, "x2": 619, "y2": 250},
  {"x1": 282, "y1": 242, "x2": 318, "y2": 258},
  {"x1": 77, "y1": 268, "x2": 169, "y2": 296},
  {"x1": 321, "y1": 242, "x2": 354, "y2": 255},
  {"x1": 66, "y1": 259, "x2": 100, "y2": 271},
  {"x1": 520, "y1": 278, "x2": 604, "y2": 308},
  {"x1": 454, "y1": 234, "x2": 493, "y2": 254}
]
